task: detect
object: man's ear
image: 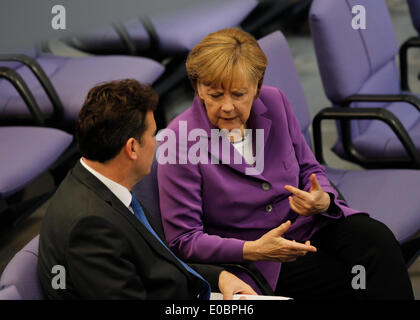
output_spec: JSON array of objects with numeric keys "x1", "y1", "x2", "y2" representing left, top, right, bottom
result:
[{"x1": 125, "y1": 138, "x2": 138, "y2": 160}]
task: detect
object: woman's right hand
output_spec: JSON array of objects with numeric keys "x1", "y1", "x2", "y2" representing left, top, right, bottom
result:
[{"x1": 242, "y1": 221, "x2": 317, "y2": 262}]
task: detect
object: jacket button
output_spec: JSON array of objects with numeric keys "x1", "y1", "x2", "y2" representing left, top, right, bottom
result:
[
  {"x1": 262, "y1": 182, "x2": 271, "y2": 190},
  {"x1": 265, "y1": 204, "x2": 273, "y2": 213}
]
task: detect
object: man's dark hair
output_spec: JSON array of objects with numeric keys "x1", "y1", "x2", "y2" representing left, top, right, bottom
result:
[{"x1": 76, "y1": 79, "x2": 158, "y2": 163}]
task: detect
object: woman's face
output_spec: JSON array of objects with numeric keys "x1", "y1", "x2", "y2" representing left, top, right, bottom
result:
[{"x1": 196, "y1": 74, "x2": 258, "y2": 137}]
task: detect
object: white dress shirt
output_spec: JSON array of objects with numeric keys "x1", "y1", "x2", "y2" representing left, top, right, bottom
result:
[
  {"x1": 230, "y1": 130, "x2": 255, "y2": 166},
  {"x1": 80, "y1": 158, "x2": 134, "y2": 214}
]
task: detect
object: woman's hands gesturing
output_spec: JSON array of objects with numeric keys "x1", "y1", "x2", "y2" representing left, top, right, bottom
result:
[
  {"x1": 284, "y1": 173, "x2": 330, "y2": 217},
  {"x1": 243, "y1": 221, "x2": 317, "y2": 263}
]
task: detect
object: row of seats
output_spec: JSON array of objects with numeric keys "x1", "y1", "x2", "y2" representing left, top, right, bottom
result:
[
  {"x1": 1, "y1": 0, "x2": 294, "y2": 129},
  {"x1": 1, "y1": 0, "x2": 420, "y2": 299},
  {"x1": 0, "y1": 0, "x2": 264, "y2": 227},
  {"x1": 62, "y1": 0, "x2": 259, "y2": 57},
  {"x1": 0, "y1": 0, "x2": 310, "y2": 228}
]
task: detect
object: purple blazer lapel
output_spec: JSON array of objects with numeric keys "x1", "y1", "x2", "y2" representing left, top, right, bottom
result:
[{"x1": 248, "y1": 98, "x2": 272, "y2": 178}]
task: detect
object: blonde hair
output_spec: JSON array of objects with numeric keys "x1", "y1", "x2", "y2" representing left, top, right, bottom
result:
[{"x1": 186, "y1": 28, "x2": 268, "y2": 94}]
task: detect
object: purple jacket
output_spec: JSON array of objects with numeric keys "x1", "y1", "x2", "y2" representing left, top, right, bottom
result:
[{"x1": 157, "y1": 86, "x2": 362, "y2": 292}]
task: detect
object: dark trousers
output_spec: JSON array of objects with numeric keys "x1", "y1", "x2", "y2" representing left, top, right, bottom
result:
[{"x1": 275, "y1": 214, "x2": 414, "y2": 300}]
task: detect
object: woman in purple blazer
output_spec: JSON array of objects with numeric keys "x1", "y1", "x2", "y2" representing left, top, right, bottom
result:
[{"x1": 157, "y1": 28, "x2": 413, "y2": 299}]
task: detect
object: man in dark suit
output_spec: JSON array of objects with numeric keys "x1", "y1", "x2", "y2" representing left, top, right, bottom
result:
[{"x1": 37, "y1": 79, "x2": 256, "y2": 299}]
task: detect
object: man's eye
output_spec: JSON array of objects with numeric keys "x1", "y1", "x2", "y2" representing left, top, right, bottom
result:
[
  {"x1": 232, "y1": 93, "x2": 244, "y2": 98},
  {"x1": 210, "y1": 93, "x2": 223, "y2": 98}
]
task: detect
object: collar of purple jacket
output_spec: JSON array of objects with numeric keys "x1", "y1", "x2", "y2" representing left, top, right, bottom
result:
[{"x1": 177, "y1": 87, "x2": 274, "y2": 178}]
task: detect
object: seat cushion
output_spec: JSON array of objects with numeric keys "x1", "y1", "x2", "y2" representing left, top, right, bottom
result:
[
  {"x1": 0, "y1": 126, "x2": 73, "y2": 197},
  {"x1": 0, "y1": 285, "x2": 22, "y2": 300},
  {"x1": 152, "y1": 0, "x2": 257, "y2": 55},
  {"x1": 0, "y1": 236, "x2": 44, "y2": 300},
  {"x1": 0, "y1": 54, "x2": 165, "y2": 122},
  {"x1": 325, "y1": 167, "x2": 420, "y2": 243}
]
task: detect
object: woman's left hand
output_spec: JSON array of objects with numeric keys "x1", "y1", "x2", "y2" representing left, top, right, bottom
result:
[
  {"x1": 284, "y1": 174, "x2": 330, "y2": 217},
  {"x1": 218, "y1": 270, "x2": 258, "y2": 300}
]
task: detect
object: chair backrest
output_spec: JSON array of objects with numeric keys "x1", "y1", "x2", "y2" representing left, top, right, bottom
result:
[
  {"x1": 309, "y1": 0, "x2": 400, "y2": 103},
  {"x1": 309, "y1": 0, "x2": 401, "y2": 137},
  {"x1": 258, "y1": 31, "x2": 313, "y2": 148},
  {"x1": 407, "y1": 0, "x2": 420, "y2": 35},
  {"x1": 0, "y1": 235, "x2": 44, "y2": 300}
]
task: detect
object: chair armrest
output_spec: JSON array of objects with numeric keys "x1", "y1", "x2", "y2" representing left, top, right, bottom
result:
[
  {"x1": 312, "y1": 107, "x2": 420, "y2": 169},
  {"x1": 343, "y1": 93, "x2": 420, "y2": 113},
  {"x1": 0, "y1": 54, "x2": 64, "y2": 121},
  {"x1": 112, "y1": 23, "x2": 139, "y2": 56},
  {"x1": 140, "y1": 17, "x2": 159, "y2": 55},
  {"x1": 0, "y1": 67, "x2": 45, "y2": 125},
  {"x1": 218, "y1": 263, "x2": 275, "y2": 296},
  {"x1": 399, "y1": 36, "x2": 420, "y2": 91},
  {"x1": 113, "y1": 18, "x2": 159, "y2": 57}
]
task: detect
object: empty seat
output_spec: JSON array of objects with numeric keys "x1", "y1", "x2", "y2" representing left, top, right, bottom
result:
[
  {"x1": 0, "y1": 285, "x2": 22, "y2": 300},
  {"x1": 63, "y1": 0, "x2": 258, "y2": 57},
  {"x1": 0, "y1": 126, "x2": 72, "y2": 198},
  {"x1": 258, "y1": 30, "x2": 420, "y2": 261},
  {"x1": 0, "y1": 49, "x2": 165, "y2": 126},
  {"x1": 0, "y1": 236, "x2": 44, "y2": 300},
  {"x1": 309, "y1": 0, "x2": 420, "y2": 168}
]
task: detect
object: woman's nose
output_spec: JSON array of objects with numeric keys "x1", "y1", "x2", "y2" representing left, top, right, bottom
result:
[{"x1": 220, "y1": 97, "x2": 234, "y2": 112}]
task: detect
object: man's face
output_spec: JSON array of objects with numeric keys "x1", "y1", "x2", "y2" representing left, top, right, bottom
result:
[{"x1": 136, "y1": 110, "x2": 157, "y2": 177}]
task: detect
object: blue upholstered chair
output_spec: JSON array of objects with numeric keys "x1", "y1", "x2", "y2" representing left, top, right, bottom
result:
[
  {"x1": 0, "y1": 236, "x2": 44, "y2": 300},
  {"x1": 62, "y1": 0, "x2": 258, "y2": 58},
  {"x1": 0, "y1": 126, "x2": 73, "y2": 197},
  {"x1": 309, "y1": 0, "x2": 420, "y2": 169},
  {"x1": 0, "y1": 124, "x2": 74, "y2": 225},
  {"x1": 0, "y1": 64, "x2": 77, "y2": 224},
  {"x1": 0, "y1": 285, "x2": 22, "y2": 300},
  {"x1": 61, "y1": 1, "x2": 258, "y2": 129},
  {"x1": 0, "y1": 48, "x2": 164, "y2": 128}
]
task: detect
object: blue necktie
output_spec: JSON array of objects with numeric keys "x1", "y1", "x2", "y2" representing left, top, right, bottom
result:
[{"x1": 129, "y1": 192, "x2": 211, "y2": 300}]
